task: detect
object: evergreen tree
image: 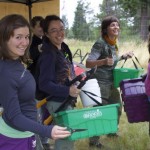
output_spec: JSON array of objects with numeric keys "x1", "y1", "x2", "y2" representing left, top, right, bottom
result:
[
  {"x1": 61, "y1": 15, "x2": 69, "y2": 38},
  {"x1": 72, "y1": 0, "x2": 90, "y2": 41},
  {"x1": 118, "y1": 0, "x2": 150, "y2": 40},
  {"x1": 95, "y1": 0, "x2": 150, "y2": 40}
]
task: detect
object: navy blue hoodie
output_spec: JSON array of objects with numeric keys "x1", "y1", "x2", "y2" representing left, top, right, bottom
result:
[
  {"x1": 0, "y1": 59, "x2": 53, "y2": 138},
  {"x1": 37, "y1": 38, "x2": 75, "y2": 101}
]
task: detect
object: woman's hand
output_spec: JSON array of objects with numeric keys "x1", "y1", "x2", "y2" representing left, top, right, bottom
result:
[
  {"x1": 51, "y1": 125, "x2": 71, "y2": 140},
  {"x1": 122, "y1": 51, "x2": 134, "y2": 59},
  {"x1": 105, "y1": 57, "x2": 114, "y2": 66},
  {"x1": 69, "y1": 85, "x2": 80, "y2": 97}
]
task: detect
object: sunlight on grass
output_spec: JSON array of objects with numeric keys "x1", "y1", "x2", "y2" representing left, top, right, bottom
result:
[
  {"x1": 74, "y1": 98, "x2": 150, "y2": 150},
  {"x1": 65, "y1": 39, "x2": 150, "y2": 150},
  {"x1": 65, "y1": 38, "x2": 149, "y2": 72}
]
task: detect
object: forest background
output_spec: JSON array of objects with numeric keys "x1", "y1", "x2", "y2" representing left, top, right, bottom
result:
[
  {"x1": 61, "y1": 0, "x2": 150, "y2": 41},
  {"x1": 58, "y1": 0, "x2": 150, "y2": 149}
]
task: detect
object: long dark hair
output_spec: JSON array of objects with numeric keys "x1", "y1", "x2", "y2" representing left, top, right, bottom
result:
[
  {"x1": 41, "y1": 15, "x2": 64, "y2": 34},
  {"x1": 40, "y1": 15, "x2": 64, "y2": 45},
  {"x1": 0, "y1": 14, "x2": 31, "y2": 63}
]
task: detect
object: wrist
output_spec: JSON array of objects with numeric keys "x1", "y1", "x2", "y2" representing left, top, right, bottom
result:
[
  {"x1": 102, "y1": 59, "x2": 107, "y2": 65},
  {"x1": 97, "y1": 59, "x2": 106, "y2": 66},
  {"x1": 121, "y1": 55, "x2": 125, "y2": 60}
]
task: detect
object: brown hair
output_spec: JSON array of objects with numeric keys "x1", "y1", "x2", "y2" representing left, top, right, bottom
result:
[
  {"x1": 0, "y1": 14, "x2": 32, "y2": 63},
  {"x1": 101, "y1": 15, "x2": 120, "y2": 38},
  {"x1": 30, "y1": 16, "x2": 44, "y2": 28},
  {"x1": 41, "y1": 14, "x2": 64, "y2": 33}
]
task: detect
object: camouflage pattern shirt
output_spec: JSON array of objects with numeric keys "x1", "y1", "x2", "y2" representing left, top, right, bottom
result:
[{"x1": 87, "y1": 37, "x2": 120, "y2": 84}]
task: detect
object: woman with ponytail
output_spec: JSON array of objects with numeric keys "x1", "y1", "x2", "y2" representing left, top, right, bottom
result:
[{"x1": 86, "y1": 15, "x2": 133, "y2": 149}]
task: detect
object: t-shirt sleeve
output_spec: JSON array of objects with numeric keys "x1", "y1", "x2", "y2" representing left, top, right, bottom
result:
[{"x1": 87, "y1": 40, "x2": 104, "y2": 61}]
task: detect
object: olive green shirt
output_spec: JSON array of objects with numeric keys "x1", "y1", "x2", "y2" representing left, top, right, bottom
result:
[{"x1": 87, "y1": 37, "x2": 120, "y2": 84}]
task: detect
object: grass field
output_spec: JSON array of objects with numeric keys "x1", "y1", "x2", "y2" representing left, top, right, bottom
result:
[
  {"x1": 65, "y1": 38, "x2": 149, "y2": 71},
  {"x1": 66, "y1": 39, "x2": 150, "y2": 150},
  {"x1": 74, "y1": 101, "x2": 150, "y2": 150}
]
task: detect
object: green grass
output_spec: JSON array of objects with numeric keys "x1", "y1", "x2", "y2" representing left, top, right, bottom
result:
[
  {"x1": 74, "y1": 100, "x2": 150, "y2": 150},
  {"x1": 65, "y1": 38, "x2": 149, "y2": 72},
  {"x1": 65, "y1": 39, "x2": 150, "y2": 150}
]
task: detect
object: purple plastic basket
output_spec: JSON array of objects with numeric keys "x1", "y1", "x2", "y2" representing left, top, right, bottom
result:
[{"x1": 120, "y1": 78, "x2": 150, "y2": 123}]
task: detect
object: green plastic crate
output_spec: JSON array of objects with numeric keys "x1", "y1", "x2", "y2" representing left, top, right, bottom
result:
[
  {"x1": 113, "y1": 68, "x2": 144, "y2": 88},
  {"x1": 53, "y1": 104, "x2": 119, "y2": 140}
]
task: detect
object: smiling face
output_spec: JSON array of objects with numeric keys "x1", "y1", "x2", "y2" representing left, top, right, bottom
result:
[
  {"x1": 7, "y1": 27, "x2": 30, "y2": 59},
  {"x1": 46, "y1": 20, "x2": 65, "y2": 49},
  {"x1": 107, "y1": 22, "x2": 120, "y2": 40}
]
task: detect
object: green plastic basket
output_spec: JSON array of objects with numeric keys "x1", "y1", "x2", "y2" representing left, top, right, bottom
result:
[
  {"x1": 53, "y1": 104, "x2": 119, "y2": 140},
  {"x1": 113, "y1": 67, "x2": 144, "y2": 88}
]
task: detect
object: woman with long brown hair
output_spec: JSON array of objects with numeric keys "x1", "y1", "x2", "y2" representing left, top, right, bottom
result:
[{"x1": 0, "y1": 14, "x2": 70, "y2": 150}]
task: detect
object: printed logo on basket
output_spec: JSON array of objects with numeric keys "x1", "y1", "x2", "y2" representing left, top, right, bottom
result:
[{"x1": 83, "y1": 109, "x2": 102, "y2": 119}]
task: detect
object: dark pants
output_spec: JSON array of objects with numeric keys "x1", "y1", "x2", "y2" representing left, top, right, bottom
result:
[
  {"x1": 89, "y1": 83, "x2": 122, "y2": 144},
  {"x1": 46, "y1": 101, "x2": 74, "y2": 150},
  {"x1": 36, "y1": 100, "x2": 49, "y2": 150}
]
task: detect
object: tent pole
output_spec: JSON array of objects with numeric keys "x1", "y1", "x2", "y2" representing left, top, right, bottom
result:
[{"x1": 28, "y1": 4, "x2": 32, "y2": 23}]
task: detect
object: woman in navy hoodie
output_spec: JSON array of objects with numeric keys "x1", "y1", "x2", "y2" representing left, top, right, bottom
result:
[
  {"x1": 0, "y1": 14, "x2": 71, "y2": 150},
  {"x1": 37, "y1": 15, "x2": 80, "y2": 150}
]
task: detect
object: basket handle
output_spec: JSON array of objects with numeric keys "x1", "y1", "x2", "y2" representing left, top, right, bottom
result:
[
  {"x1": 121, "y1": 58, "x2": 138, "y2": 69},
  {"x1": 81, "y1": 90, "x2": 102, "y2": 106},
  {"x1": 121, "y1": 58, "x2": 127, "y2": 68},
  {"x1": 81, "y1": 90, "x2": 108, "y2": 106},
  {"x1": 131, "y1": 58, "x2": 138, "y2": 69},
  {"x1": 121, "y1": 55, "x2": 143, "y2": 69},
  {"x1": 133, "y1": 54, "x2": 143, "y2": 69}
]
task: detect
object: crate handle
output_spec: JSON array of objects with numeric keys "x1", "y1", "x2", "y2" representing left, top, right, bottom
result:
[
  {"x1": 121, "y1": 58, "x2": 137, "y2": 69},
  {"x1": 133, "y1": 54, "x2": 144, "y2": 69},
  {"x1": 81, "y1": 90, "x2": 108, "y2": 106},
  {"x1": 121, "y1": 55, "x2": 143, "y2": 70}
]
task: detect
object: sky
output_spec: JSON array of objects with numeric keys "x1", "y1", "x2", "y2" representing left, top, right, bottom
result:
[{"x1": 60, "y1": 0, "x2": 103, "y2": 28}]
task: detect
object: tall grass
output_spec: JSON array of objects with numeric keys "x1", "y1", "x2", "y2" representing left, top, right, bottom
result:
[
  {"x1": 64, "y1": 39, "x2": 150, "y2": 150},
  {"x1": 74, "y1": 103, "x2": 150, "y2": 150},
  {"x1": 65, "y1": 38, "x2": 149, "y2": 71}
]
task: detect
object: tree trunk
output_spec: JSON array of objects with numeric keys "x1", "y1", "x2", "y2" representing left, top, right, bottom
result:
[
  {"x1": 140, "y1": 1, "x2": 149, "y2": 41},
  {"x1": 105, "y1": 0, "x2": 111, "y2": 15}
]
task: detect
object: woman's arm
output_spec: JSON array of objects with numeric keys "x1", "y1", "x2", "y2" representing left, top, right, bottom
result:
[
  {"x1": 86, "y1": 59, "x2": 107, "y2": 68},
  {"x1": 86, "y1": 57, "x2": 114, "y2": 68}
]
